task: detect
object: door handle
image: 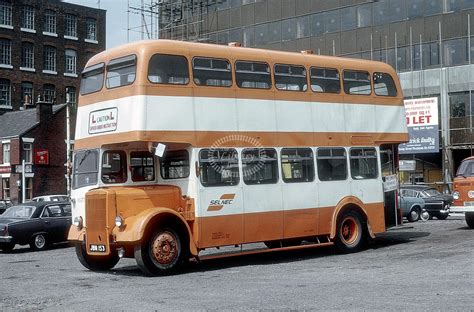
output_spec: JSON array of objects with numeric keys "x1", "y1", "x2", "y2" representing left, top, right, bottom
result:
[{"x1": 44, "y1": 220, "x2": 49, "y2": 224}]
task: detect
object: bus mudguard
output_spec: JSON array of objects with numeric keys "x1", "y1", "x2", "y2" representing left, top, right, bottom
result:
[{"x1": 330, "y1": 196, "x2": 375, "y2": 240}]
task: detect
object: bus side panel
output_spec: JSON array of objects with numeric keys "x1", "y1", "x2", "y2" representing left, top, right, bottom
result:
[{"x1": 282, "y1": 183, "x2": 319, "y2": 238}]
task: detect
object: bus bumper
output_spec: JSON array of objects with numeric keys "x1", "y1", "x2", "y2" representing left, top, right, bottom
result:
[{"x1": 449, "y1": 205, "x2": 474, "y2": 214}]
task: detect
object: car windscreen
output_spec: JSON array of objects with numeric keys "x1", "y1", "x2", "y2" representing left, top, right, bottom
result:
[
  {"x1": 1, "y1": 206, "x2": 35, "y2": 219},
  {"x1": 72, "y1": 149, "x2": 99, "y2": 189},
  {"x1": 456, "y1": 160, "x2": 474, "y2": 177}
]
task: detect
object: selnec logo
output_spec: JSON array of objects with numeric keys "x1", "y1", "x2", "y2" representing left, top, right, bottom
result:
[{"x1": 207, "y1": 194, "x2": 236, "y2": 211}]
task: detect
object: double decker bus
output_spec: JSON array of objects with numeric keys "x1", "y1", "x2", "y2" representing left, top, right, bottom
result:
[{"x1": 68, "y1": 40, "x2": 408, "y2": 276}]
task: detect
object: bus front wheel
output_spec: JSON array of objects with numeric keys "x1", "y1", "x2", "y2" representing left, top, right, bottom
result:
[
  {"x1": 465, "y1": 212, "x2": 474, "y2": 229},
  {"x1": 135, "y1": 227, "x2": 183, "y2": 276},
  {"x1": 334, "y1": 210, "x2": 365, "y2": 253},
  {"x1": 75, "y1": 243, "x2": 120, "y2": 271}
]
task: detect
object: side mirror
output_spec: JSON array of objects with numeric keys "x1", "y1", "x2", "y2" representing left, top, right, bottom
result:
[{"x1": 155, "y1": 143, "x2": 166, "y2": 158}]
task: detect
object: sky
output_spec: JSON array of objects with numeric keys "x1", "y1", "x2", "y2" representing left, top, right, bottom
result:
[{"x1": 63, "y1": 0, "x2": 147, "y2": 49}]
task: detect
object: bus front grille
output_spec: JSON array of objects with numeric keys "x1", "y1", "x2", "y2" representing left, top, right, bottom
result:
[{"x1": 85, "y1": 193, "x2": 111, "y2": 256}]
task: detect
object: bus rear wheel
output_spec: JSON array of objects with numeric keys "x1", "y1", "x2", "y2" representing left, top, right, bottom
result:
[
  {"x1": 135, "y1": 227, "x2": 183, "y2": 276},
  {"x1": 335, "y1": 211, "x2": 365, "y2": 253},
  {"x1": 75, "y1": 243, "x2": 120, "y2": 271},
  {"x1": 465, "y1": 212, "x2": 474, "y2": 229}
]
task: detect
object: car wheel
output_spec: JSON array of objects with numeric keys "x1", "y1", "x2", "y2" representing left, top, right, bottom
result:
[
  {"x1": 335, "y1": 210, "x2": 365, "y2": 253},
  {"x1": 0, "y1": 243, "x2": 15, "y2": 252},
  {"x1": 135, "y1": 227, "x2": 184, "y2": 276},
  {"x1": 407, "y1": 207, "x2": 420, "y2": 222},
  {"x1": 30, "y1": 234, "x2": 48, "y2": 251},
  {"x1": 75, "y1": 243, "x2": 120, "y2": 271},
  {"x1": 435, "y1": 213, "x2": 448, "y2": 220},
  {"x1": 465, "y1": 212, "x2": 474, "y2": 229}
]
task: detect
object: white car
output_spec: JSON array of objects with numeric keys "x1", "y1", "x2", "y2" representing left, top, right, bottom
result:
[{"x1": 31, "y1": 195, "x2": 69, "y2": 202}]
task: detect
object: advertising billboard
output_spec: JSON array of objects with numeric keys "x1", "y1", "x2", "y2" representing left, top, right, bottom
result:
[{"x1": 399, "y1": 97, "x2": 439, "y2": 154}]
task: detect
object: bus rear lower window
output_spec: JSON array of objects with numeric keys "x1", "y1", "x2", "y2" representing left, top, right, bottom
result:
[
  {"x1": 148, "y1": 54, "x2": 189, "y2": 85},
  {"x1": 242, "y1": 148, "x2": 278, "y2": 185},
  {"x1": 373, "y1": 72, "x2": 397, "y2": 97},
  {"x1": 160, "y1": 150, "x2": 190, "y2": 179},
  {"x1": 281, "y1": 148, "x2": 314, "y2": 183},
  {"x1": 274, "y1": 64, "x2": 307, "y2": 91},
  {"x1": 101, "y1": 151, "x2": 127, "y2": 184},
  {"x1": 310, "y1": 67, "x2": 341, "y2": 93},
  {"x1": 193, "y1": 57, "x2": 232, "y2": 87},
  {"x1": 317, "y1": 148, "x2": 347, "y2": 181},
  {"x1": 80, "y1": 63, "x2": 104, "y2": 95},
  {"x1": 106, "y1": 55, "x2": 137, "y2": 89},
  {"x1": 350, "y1": 148, "x2": 378, "y2": 180},
  {"x1": 200, "y1": 149, "x2": 239, "y2": 186},
  {"x1": 131, "y1": 151, "x2": 155, "y2": 182},
  {"x1": 72, "y1": 149, "x2": 99, "y2": 189},
  {"x1": 343, "y1": 70, "x2": 371, "y2": 95},
  {"x1": 235, "y1": 61, "x2": 272, "y2": 89}
]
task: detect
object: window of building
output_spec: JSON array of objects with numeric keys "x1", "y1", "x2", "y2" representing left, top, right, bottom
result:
[
  {"x1": 449, "y1": 91, "x2": 469, "y2": 118},
  {"x1": 235, "y1": 61, "x2": 271, "y2": 89},
  {"x1": 106, "y1": 55, "x2": 137, "y2": 88},
  {"x1": 0, "y1": 38, "x2": 11, "y2": 65},
  {"x1": 464, "y1": 0, "x2": 474, "y2": 9},
  {"x1": 425, "y1": 0, "x2": 443, "y2": 15},
  {"x1": 281, "y1": 18, "x2": 296, "y2": 42},
  {"x1": 21, "y1": 82, "x2": 33, "y2": 106},
  {"x1": 2, "y1": 178, "x2": 9, "y2": 199},
  {"x1": 65, "y1": 49, "x2": 77, "y2": 74},
  {"x1": 373, "y1": 0, "x2": 390, "y2": 26},
  {"x1": 357, "y1": 4, "x2": 372, "y2": 28},
  {"x1": 23, "y1": 143, "x2": 32, "y2": 163},
  {"x1": 21, "y1": 42, "x2": 34, "y2": 69},
  {"x1": 0, "y1": 79, "x2": 11, "y2": 107},
  {"x1": 255, "y1": 23, "x2": 269, "y2": 46},
  {"x1": 350, "y1": 148, "x2": 378, "y2": 180},
  {"x1": 373, "y1": 72, "x2": 398, "y2": 97},
  {"x1": 317, "y1": 148, "x2": 347, "y2": 181},
  {"x1": 407, "y1": 0, "x2": 424, "y2": 18},
  {"x1": 65, "y1": 14, "x2": 77, "y2": 37},
  {"x1": 343, "y1": 70, "x2": 371, "y2": 95},
  {"x1": 296, "y1": 16, "x2": 310, "y2": 39},
  {"x1": 193, "y1": 57, "x2": 232, "y2": 87},
  {"x1": 423, "y1": 42, "x2": 440, "y2": 68},
  {"x1": 130, "y1": 151, "x2": 155, "y2": 182},
  {"x1": 268, "y1": 21, "x2": 282, "y2": 44},
  {"x1": 80, "y1": 63, "x2": 104, "y2": 95},
  {"x1": 310, "y1": 13, "x2": 325, "y2": 36},
  {"x1": 160, "y1": 150, "x2": 190, "y2": 179},
  {"x1": 443, "y1": 38, "x2": 468, "y2": 67},
  {"x1": 2, "y1": 142, "x2": 10, "y2": 164},
  {"x1": 274, "y1": 64, "x2": 307, "y2": 91},
  {"x1": 243, "y1": 26, "x2": 255, "y2": 47},
  {"x1": 43, "y1": 46, "x2": 56, "y2": 72},
  {"x1": 199, "y1": 149, "x2": 239, "y2": 186},
  {"x1": 341, "y1": 6, "x2": 357, "y2": 31},
  {"x1": 43, "y1": 84, "x2": 55, "y2": 103},
  {"x1": 66, "y1": 86, "x2": 76, "y2": 105},
  {"x1": 25, "y1": 178, "x2": 33, "y2": 201},
  {"x1": 86, "y1": 18, "x2": 97, "y2": 41},
  {"x1": 0, "y1": 2, "x2": 12, "y2": 26},
  {"x1": 217, "y1": 31, "x2": 229, "y2": 45},
  {"x1": 281, "y1": 148, "x2": 315, "y2": 183},
  {"x1": 325, "y1": 9, "x2": 340, "y2": 33},
  {"x1": 148, "y1": 54, "x2": 189, "y2": 85},
  {"x1": 101, "y1": 151, "x2": 127, "y2": 184},
  {"x1": 242, "y1": 148, "x2": 278, "y2": 185},
  {"x1": 390, "y1": 0, "x2": 406, "y2": 22},
  {"x1": 21, "y1": 6, "x2": 35, "y2": 30},
  {"x1": 310, "y1": 67, "x2": 341, "y2": 93},
  {"x1": 44, "y1": 9, "x2": 56, "y2": 34}
]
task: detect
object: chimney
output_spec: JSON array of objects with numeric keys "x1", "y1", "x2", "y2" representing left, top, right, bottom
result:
[{"x1": 36, "y1": 100, "x2": 53, "y2": 122}]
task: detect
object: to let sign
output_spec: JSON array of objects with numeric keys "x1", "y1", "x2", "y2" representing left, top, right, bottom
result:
[
  {"x1": 399, "y1": 97, "x2": 439, "y2": 154},
  {"x1": 35, "y1": 149, "x2": 49, "y2": 165}
]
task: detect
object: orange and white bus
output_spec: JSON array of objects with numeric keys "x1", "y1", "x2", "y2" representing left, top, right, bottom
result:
[
  {"x1": 451, "y1": 156, "x2": 474, "y2": 228},
  {"x1": 68, "y1": 40, "x2": 408, "y2": 276}
]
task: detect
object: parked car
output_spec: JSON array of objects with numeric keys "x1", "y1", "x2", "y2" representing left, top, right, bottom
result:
[
  {"x1": 31, "y1": 195, "x2": 69, "y2": 202},
  {"x1": 400, "y1": 185, "x2": 453, "y2": 220},
  {"x1": 398, "y1": 189, "x2": 426, "y2": 222},
  {"x1": 0, "y1": 199, "x2": 12, "y2": 215},
  {"x1": 0, "y1": 201, "x2": 71, "y2": 252}
]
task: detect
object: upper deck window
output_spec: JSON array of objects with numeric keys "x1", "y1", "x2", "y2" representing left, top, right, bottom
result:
[
  {"x1": 343, "y1": 70, "x2": 371, "y2": 95},
  {"x1": 235, "y1": 61, "x2": 272, "y2": 89},
  {"x1": 148, "y1": 54, "x2": 189, "y2": 85},
  {"x1": 373, "y1": 72, "x2": 398, "y2": 97},
  {"x1": 274, "y1": 64, "x2": 307, "y2": 91},
  {"x1": 310, "y1": 67, "x2": 341, "y2": 93},
  {"x1": 193, "y1": 57, "x2": 232, "y2": 87},
  {"x1": 106, "y1": 55, "x2": 137, "y2": 89},
  {"x1": 80, "y1": 63, "x2": 104, "y2": 95}
]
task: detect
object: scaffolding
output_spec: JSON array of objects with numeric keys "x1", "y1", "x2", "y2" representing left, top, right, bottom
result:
[{"x1": 127, "y1": 0, "x2": 216, "y2": 43}]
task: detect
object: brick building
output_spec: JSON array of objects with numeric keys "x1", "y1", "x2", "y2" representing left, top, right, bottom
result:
[
  {"x1": 0, "y1": 0, "x2": 106, "y2": 116},
  {"x1": 0, "y1": 103, "x2": 67, "y2": 204}
]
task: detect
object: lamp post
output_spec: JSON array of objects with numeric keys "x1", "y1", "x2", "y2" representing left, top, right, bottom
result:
[{"x1": 65, "y1": 89, "x2": 71, "y2": 197}]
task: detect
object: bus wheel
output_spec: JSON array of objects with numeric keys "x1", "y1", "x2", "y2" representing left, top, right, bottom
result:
[
  {"x1": 135, "y1": 227, "x2": 182, "y2": 276},
  {"x1": 335, "y1": 211, "x2": 365, "y2": 253},
  {"x1": 465, "y1": 212, "x2": 474, "y2": 229},
  {"x1": 75, "y1": 243, "x2": 119, "y2": 271}
]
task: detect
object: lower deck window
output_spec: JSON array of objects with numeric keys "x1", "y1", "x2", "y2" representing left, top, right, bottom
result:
[
  {"x1": 242, "y1": 148, "x2": 278, "y2": 185},
  {"x1": 317, "y1": 148, "x2": 347, "y2": 181},
  {"x1": 281, "y1": 148, "x2": 314, "y2": 183},
  {"x1": 350, "y1": 148, "x2": 378, "y2": 180},
  {"x1": 199, "y1": 149, "x2": 239, "y2": 186},
  {"x1": 101, "y1": 150, "x2": 127, "y2": 184},
  {"x1": 131, "y1": 151, "x2": 155, "y2": 182},
  {"x1": 160, "y1": 150, "x2": 190, "y2": 179}
]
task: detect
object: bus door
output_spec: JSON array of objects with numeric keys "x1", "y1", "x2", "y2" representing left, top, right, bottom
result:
[
  {"x1": 197, "y1": 148, "x2": 244, "y2": 248},
  {"x1": 380, "y1": 144, "x2": 399, "y2": 227}
]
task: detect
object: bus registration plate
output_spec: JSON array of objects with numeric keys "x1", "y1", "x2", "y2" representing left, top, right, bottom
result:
[{"x1": 89, "y1": 244, "x2": 106, "y2": 253}]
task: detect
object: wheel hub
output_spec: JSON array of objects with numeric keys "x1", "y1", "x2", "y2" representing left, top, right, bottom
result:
[
  {"x1": 151, "y1": 232, "x2": 178, "y2": 265},
  {"x1": 340, "y1": 217, "x2": 358, "y2": 245},
  {"x1": 35, "y1": 235, "x2": 45, "y2": 248}
]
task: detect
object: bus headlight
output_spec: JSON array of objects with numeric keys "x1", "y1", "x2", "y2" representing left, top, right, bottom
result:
[
  {"x1": 452, "y1": 191, "x2": 460, "y2": 200},
  {"x1": 73, "y1": 216, "x2": 83, "y2": 229},
  {"x1": 115, "y1": 216, "x2": 124, "y2": 228}
]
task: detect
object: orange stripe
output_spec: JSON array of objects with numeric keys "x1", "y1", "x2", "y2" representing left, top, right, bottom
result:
[
  {"x1": 75, "y1": 130, "x2": 408, "y2": 149},
  {"x1": 220, "y1": 194, "x2": 236, "y2": 200},
  {"x1": 207, "y1": 205, "x2": 224, "y2": 212}
]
